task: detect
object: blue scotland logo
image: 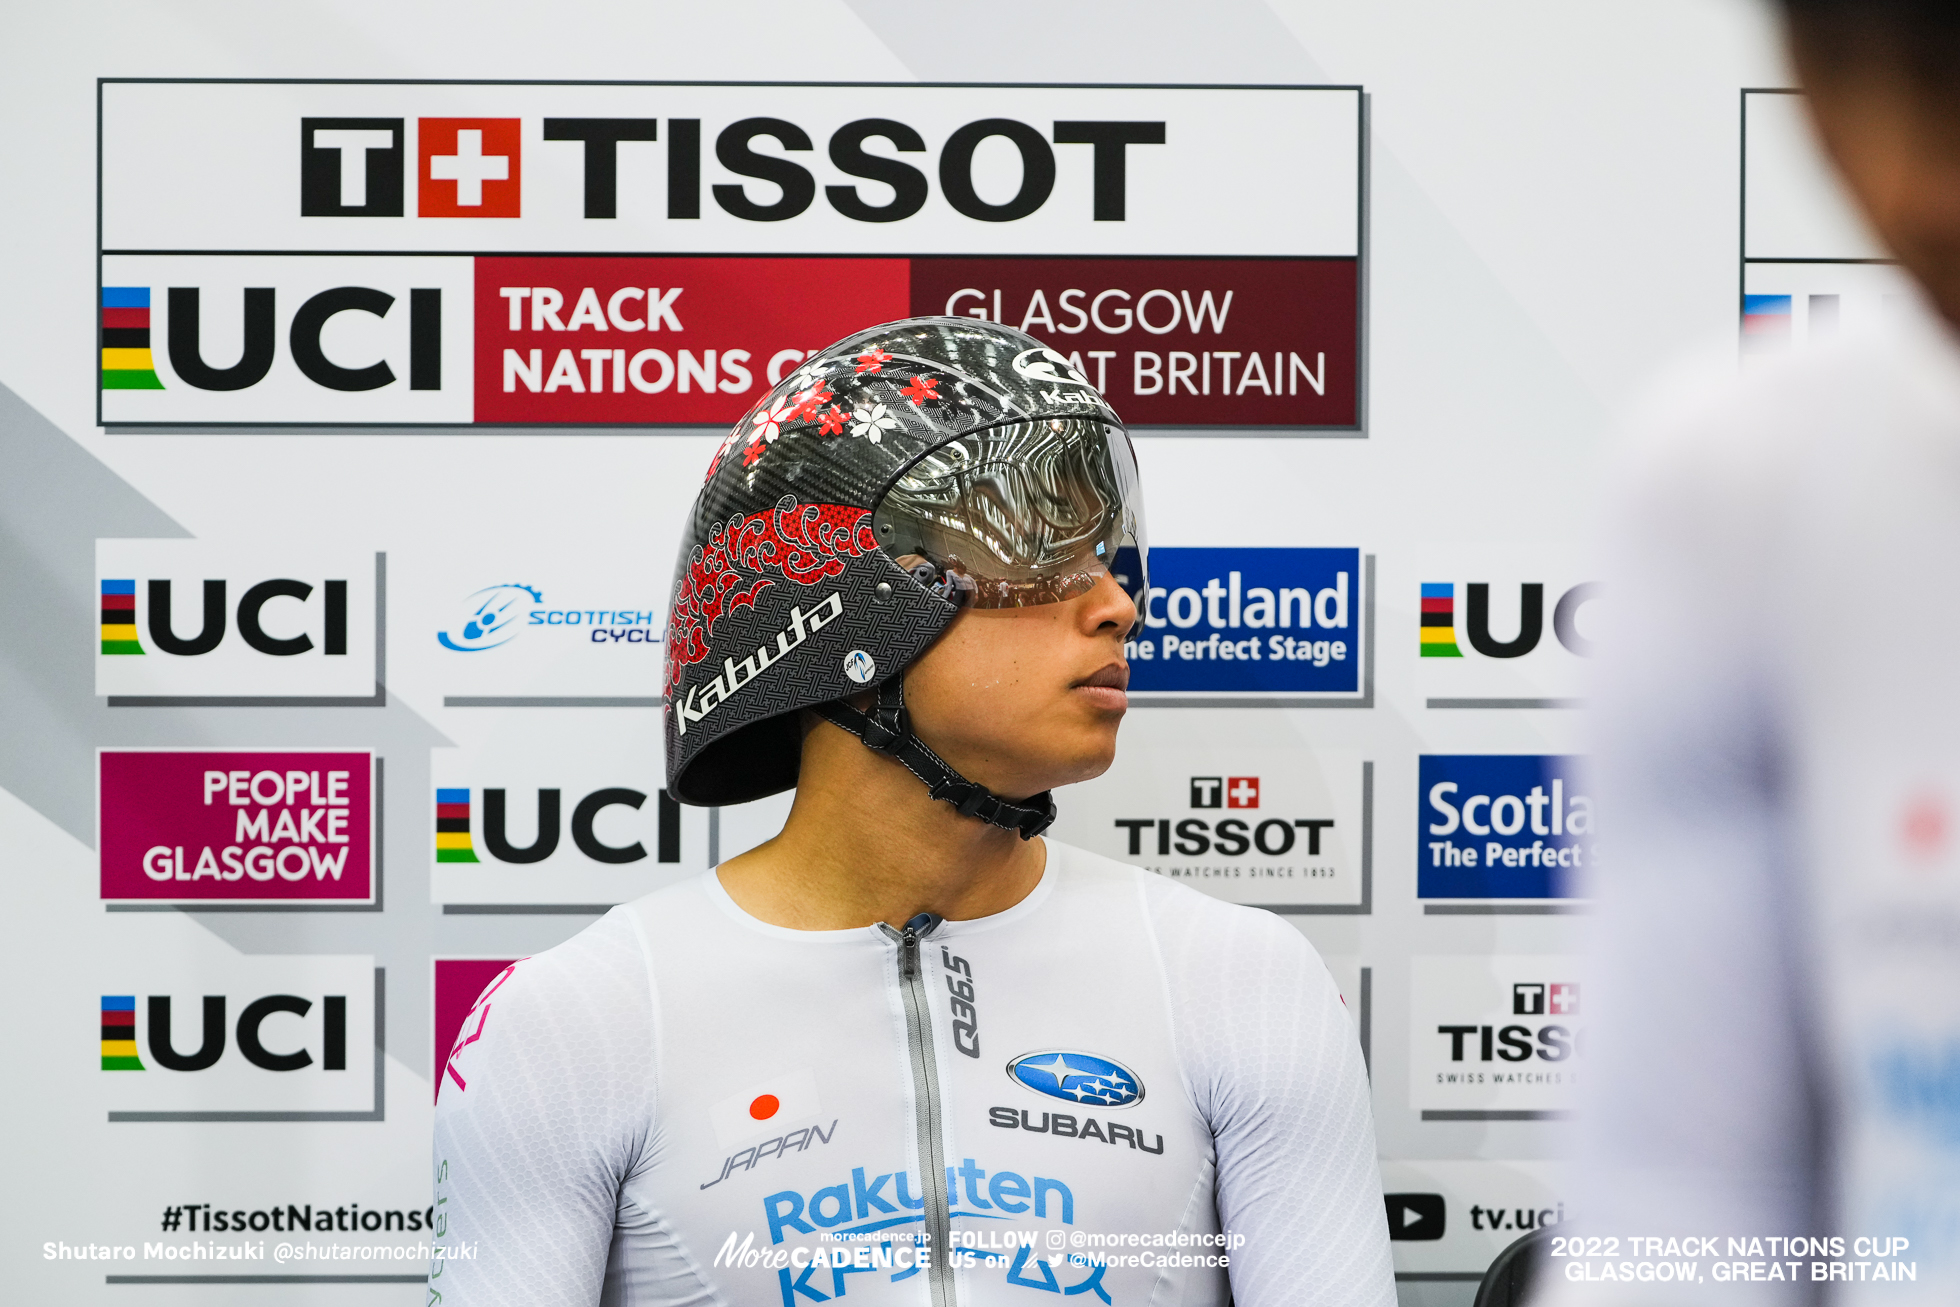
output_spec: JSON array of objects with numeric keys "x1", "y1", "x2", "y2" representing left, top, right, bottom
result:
[{"x1": 1005, "y1": 1050, "x2": 1143, "y2": 1108}]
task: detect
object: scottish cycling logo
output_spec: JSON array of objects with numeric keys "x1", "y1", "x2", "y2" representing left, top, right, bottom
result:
[
  {"x1": 1005, "y1": 1051, "x2": 1142, "y2": 1107},
  {"x1": 1419, "y1": 756, "x2": 1592, "y2": 900},
  {"x1": 437, "y1": 584, "x2": 540, "y2": 650},
  {"x1": 98, "y1": 750, "x2": 375, "y2": 904},
  {"x1": 435, "y1": 582, "x2": 663, "y2": 651},
  {"x1": 1126, "y1": 547, "x2": 1363, "y2": 697}
]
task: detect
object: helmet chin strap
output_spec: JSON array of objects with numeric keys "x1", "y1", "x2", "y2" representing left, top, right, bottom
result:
[{"x1": 812, "y1": 675, "x2": 1056, "y2": 841}]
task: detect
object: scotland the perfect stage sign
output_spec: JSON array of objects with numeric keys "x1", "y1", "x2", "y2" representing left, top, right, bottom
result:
[
  {"x1": 1418, "y1": 755, "x2": 1593, "y2": 900},
  {"x1": 1124, "y1": 547, "x2": 1365, "y2": 700}
]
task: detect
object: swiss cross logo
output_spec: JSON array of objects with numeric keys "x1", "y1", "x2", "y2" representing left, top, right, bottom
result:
[
  {"x1": 1549, "y1": 982, "x2": 1579, "y2": 1015},
  {"x1": 1189, "y1": 777, "x2": 1222, "y2": 809},
  {"x1": 418, "y1": 118, "x2": 521, "y2": 218},
  {"x1": 1226, "y1": 776, "x2": 1260, "y2": 809}
]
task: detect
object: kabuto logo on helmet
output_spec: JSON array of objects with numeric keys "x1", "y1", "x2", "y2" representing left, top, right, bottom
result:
[
  {"x1": 664, "y1": 317, "x2": 1148, "y2": 833},
  {"x1": 1010, "y1": 346, "x2": 1100, "y2": 398}
]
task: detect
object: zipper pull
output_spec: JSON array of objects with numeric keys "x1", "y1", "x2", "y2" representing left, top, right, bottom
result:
[{"x1": 900, "y1": 912, "x2": 941, "y2": 980}]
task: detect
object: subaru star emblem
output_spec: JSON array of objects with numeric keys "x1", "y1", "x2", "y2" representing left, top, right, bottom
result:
[{"x1": 1005, "y1": 1050, "x2": 1143, "y2": 1108}]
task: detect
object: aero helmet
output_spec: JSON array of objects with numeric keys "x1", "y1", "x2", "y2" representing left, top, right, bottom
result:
[{"x1": 663, "y1": 317, "x2": 1148, "y2": 838}]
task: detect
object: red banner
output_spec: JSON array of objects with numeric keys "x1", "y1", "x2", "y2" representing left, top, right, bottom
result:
[
  {"x1": 474, "y1": 256, "x2": 910, "y2": 424},
  {"x1": 473, "y1": 256, "x2": 1355, "y2": 427},
  {"x1": 910, "y1": 258, "x2": 1356, "y2": 427}
]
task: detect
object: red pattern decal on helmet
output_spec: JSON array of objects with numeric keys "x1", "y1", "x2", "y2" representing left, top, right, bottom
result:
[{"x1": 666, "y1": 497, "x2": 878, "y2": 688}]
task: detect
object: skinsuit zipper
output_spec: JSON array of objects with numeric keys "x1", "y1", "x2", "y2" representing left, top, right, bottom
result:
[{"x1": 882, "y1": 911, "x2": 955, "y2": 1307}]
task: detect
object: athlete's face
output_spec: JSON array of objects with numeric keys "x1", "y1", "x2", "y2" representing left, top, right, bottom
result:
[{"x1": 902, "y1": 570, "x2": 1137, "y2": 801}]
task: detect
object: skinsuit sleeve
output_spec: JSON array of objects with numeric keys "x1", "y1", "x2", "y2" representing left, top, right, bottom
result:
[
  {"x1": 429, "y1": 909, "x2": 657, "y2": 1307},
  {"x1": 1143, "y1": 877, "x2": 1397, "y2": 1307}
]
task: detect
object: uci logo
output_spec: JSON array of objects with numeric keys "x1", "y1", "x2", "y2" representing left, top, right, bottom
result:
[
  {"x1": 100, "y1": 993, "x2": 349, "y2": 1073},
  {"x1": 102, "y1": 577, "x2": 348, "y2": 658},
  {"x1": 1005, "y1": 1050, "x2": 1143, "y2": 1107},
  {"x1": 435, "y1": 786, "x2": 682, "y2": 866}
]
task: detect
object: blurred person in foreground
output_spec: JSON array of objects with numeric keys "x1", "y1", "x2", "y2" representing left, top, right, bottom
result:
[{"x1": 1568, "y1": 1, "x2": 1960, "y2": 1302}]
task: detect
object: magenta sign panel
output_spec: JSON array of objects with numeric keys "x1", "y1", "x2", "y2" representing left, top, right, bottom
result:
[{"x1": 98, "y1": 749, "x2": 376, "y2": 903}]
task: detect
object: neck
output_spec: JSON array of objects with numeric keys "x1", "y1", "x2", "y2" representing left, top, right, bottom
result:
[{"x1": 714, "y1": 717, "x2": 1047, "y2": 930}]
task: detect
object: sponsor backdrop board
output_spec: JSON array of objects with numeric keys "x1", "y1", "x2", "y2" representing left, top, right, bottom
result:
[
  {"x1": 99, "y1": 749, "x2": 377, "y2": 904},
  {"x1": 1408, "y1": 956, "x2": 1584, "y2": 1119},
  {"x1": 1378, "y1": 1160, "x2": 1568, "y2": 1276},
  {"x1": 1739, "y1": 88, "x2": 1907, "y2": 355},
  {"x1": 0, "y1": 5, "x2": 1798, "y2": 1305},
  {"x1": 95, "y1": 540, "x2": 381, "y2": 700},
  {"x1": 429, "y1": 711, "x2": 709, "y2": 906},
  {"x1": 101, "y1": 82, "x2": 1362, "y2": 430},
  {"x1": 1049, "y1": 740, "x2": 1369, "y2": 910}
]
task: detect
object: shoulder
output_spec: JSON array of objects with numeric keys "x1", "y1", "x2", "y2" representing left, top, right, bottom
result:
[
  {"x1": 495, "y1": 904, "x2": 651, "y2": 1009},
  {"x1": 1615, "y1": 306, "x2": 1960, "y2": 535},
  {"x1": 436, "y1": 907, "x2": 654, "y2": 1111},
  {"x1": 1042, "y1": 840, "x2": 1325, "y2": 979}
]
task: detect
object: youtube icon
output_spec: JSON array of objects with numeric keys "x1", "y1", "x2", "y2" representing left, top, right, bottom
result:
[{"x1": 1385, "y1": 1192, "x2": 1446, "y2": 1241}]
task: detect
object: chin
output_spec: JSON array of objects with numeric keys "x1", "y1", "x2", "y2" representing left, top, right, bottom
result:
[{"x1": 1043, "y1": 734, "x2": 1122, "y2": 791}]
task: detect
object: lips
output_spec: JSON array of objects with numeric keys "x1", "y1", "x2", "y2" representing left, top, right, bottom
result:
[{"x1": 1076, "y1": 663, "x2": 1130, "y2": 692}]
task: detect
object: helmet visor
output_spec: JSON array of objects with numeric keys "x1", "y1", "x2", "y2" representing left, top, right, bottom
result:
[{"x1": 871, "y1": 419, "x2": 1148, "y2": 622}]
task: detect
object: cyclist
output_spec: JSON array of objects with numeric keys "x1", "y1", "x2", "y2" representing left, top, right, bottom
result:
[{"x1": 429, "y1": 318, "x2": 1394, "y2": 1307}]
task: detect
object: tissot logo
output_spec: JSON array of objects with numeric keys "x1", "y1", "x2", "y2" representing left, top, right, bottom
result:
[
  {"x1": 1512, "y1": 982, "x2": 1578, "y2": 1017},
  {"x1": 1187, "y1": 775, "x2": 1260, "y2": 809},
  {"x1": 300, "y1": 119, "x2": 405, "y2": 216},
  {"x1": 1053, "y1": 742, "x2": 1366, "y2": 909},
  {"x1": 1409, "y1": 955, "x2": 1584, "y2": 1115},
  {"x1": 95, "y1": 542, "x2": 377, "y2": 699}
]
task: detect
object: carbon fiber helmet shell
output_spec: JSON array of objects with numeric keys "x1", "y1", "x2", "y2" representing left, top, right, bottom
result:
[{"x1": 664, "y1": 316, "x2": 1126, "y2": 808}]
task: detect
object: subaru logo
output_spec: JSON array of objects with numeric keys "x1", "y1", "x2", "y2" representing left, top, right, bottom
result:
[{"x1": 1005, "y1": 1050, "x2": 1143, "y2": 1108}]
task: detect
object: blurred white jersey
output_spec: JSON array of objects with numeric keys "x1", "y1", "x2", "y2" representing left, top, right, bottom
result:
[
  {"x1": 427, "y1": 841, "x2": 1393, "y2": 1307},
  {"x1": 1573, "y1": 300, "x2": 1960, "y2": 1303}
]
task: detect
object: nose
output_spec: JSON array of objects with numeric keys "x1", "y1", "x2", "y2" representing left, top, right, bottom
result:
[{"x1": 1083, "y1": 568, "x2": 1139, "y2": 635}]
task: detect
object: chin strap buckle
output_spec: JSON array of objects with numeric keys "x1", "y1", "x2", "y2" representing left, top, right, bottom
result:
[{"x1": 814, "y1": 677, "x2": 1056, "y2": 840}]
